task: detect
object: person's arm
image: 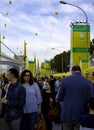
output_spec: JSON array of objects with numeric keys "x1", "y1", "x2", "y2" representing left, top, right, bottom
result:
[
  {"x1": 80, "y1": 125, "x2": 84, "y2": 130},
  {"x1": 38, "y1": 103, "x2": 41, "y2": 114},
  {"x1": 56, "y1": 80, "x2": 65, "y2": 102},
  {"x1": 35, "y1": 85, "x2": 42, "y2": 114},
  {"x1": 35, "y1": 85, "x2": 42, "y2": 104}
]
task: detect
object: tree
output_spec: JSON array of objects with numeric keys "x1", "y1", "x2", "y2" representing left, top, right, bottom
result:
[
  {"x1": 63, "y1": 51, "x2": 70, "y2": 72},
  {"x1": 90, "y1": 39, "x2": 94, "y2": 55},
  {"x1": 51, "y1": 51, "x2": 70, "y2": 73}
]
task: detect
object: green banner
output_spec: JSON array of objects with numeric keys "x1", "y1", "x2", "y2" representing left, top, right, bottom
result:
[
  {"x1": 80, "y1": 60, "x2": 88, "y2": 62},
  {"x1": 70, "y1": 48, "x2": 90, "y2": 53},
  {"x1": 73, "y1": 24, "x2": 90, "y2": 32},
  {"x1": 28, "y1": 61, "x2": 34, "y2": 64}
]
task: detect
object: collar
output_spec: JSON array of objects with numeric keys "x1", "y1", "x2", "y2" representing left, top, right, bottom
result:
[
  {"x1": 72, "y1": 72, "x2": 81, "y2": 75},
  {"x1": 10, "y1": 80, "x2": 19, "y2": 87}
]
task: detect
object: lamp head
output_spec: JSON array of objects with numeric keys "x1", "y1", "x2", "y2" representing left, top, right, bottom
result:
[{"x1": 60, "y1": 1, "x2": 67, "y2": 4}]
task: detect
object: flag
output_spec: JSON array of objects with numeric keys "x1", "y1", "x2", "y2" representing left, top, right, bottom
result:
[
  {"x1": 28, "y1": 61, "x2": 35, "y2": 76},
  {"x1": 37, "y1": 58, "x2": 39, "y2": 70},
  {"x1": 23, "y1": 40, "x2": 27, "y2": 69},
  {"x1": 34, "y1": 53, "x2": 36, "y2": 76}
]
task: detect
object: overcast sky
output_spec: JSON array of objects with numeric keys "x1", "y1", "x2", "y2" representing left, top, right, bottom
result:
[{"x1": 0, "y1": 0, "x2": 94, "y2": 64}]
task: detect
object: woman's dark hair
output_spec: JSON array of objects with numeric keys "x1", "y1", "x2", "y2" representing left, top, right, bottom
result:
[{"x1": 20, "y1": 70, "x2": 34, "y2": 85}]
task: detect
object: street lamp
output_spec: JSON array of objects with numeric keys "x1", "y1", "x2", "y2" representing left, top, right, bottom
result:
[
  {"x1": 51, "y1": 48, "x2": 63, "y2": 72},
  {"x1": 60, "y1": 0, "x2": 89, "y2": 61}
]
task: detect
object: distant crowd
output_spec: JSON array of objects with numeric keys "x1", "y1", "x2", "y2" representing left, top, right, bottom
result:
[{"x1": 0, "y1": 65, "x2": 94, "y2": 130}]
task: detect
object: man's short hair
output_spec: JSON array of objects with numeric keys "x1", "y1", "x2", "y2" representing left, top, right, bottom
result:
[
  {"x1": 88, "y1": 96, "x2": 94, "y2": 110},
  {"x1": 71, "y1": 65, "x2": 81, "y2": 72},
  {"x1": 9, "y1": 68, "x2": 19, "y2": 79}
]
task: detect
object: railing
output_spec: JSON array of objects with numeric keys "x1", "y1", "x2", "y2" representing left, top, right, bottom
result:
[{"x1": 0, "y1": 41, "x2": 23, "y2": 74}]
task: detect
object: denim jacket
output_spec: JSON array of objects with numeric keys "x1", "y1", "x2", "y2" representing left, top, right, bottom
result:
[{"x1": 5, "y1": 81, "x2": 26, "y2": 121}]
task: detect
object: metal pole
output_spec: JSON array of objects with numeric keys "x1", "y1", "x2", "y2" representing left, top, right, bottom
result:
[
  {"x1": 60, "y1": 1, "x2": 88, "y2": 60},
  {"x1": 51, "y1": 48, "x2": 63, "y2": 72},
  {"x1": 60, "y1": 52, "x2": 63, "y2": 73}
]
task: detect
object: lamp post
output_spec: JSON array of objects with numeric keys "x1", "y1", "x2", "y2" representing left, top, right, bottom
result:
[
  {"x1": 60, "y1": 0, "x2": 89, "y2": 61},
  {"x1": 51, "y1": 48, "x2": 63, "y2": 72}
]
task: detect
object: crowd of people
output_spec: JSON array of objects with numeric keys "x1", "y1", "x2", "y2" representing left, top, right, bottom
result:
[{"x1": 0, "y1": 65, "x2": 94, "y2": 130}]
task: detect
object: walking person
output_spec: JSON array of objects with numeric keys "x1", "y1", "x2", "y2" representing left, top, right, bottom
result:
[
  {"x1": 1, "y1": 68, "x2": 26, "y2": 130},
  {"x1": 56, "y1": 65, "x2": 94, "y2": 130},
  {"x1": 20, "y1": 69, "x2": 42, "y2": 130},
  {"x1": 41, "y1": 80, "x2": 55, "y2": 130}
]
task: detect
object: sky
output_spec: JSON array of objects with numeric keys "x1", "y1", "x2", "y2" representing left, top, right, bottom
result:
[{"x1": 0, "y1": 0, "x2": 94, "y2": 64}]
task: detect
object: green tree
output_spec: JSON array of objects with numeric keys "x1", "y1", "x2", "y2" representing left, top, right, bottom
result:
[
  {"x1": 90, "y1": 39, "x2": 94, "y2": 55},
  {"x1": 63, "y1": 51, "x2": 70, "y2": 72},
  {"x1": 51, "y1": 51, "x2": 70, "y2": 73}
]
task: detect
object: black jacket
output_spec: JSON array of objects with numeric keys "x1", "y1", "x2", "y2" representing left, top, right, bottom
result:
[{"x1": 5, "y1": 81, "x2": 26, "y2": 121}]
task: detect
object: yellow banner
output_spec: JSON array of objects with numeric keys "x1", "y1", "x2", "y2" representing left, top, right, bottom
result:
[
  {"x1": 71, "y1": 32, "x2": 90, "y2": 48},
  {"x1": 28, "y1": 61, "x2": 35, "y2": 76}
]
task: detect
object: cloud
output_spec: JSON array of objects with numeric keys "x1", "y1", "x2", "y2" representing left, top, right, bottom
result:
[{"x1": 0, "y1": 0, "x2": 94, "y2": 64}]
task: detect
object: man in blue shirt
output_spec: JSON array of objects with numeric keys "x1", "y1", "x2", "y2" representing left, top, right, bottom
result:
[{"x1": 57, "y1": 65, "x2": 94, "y2": 130}]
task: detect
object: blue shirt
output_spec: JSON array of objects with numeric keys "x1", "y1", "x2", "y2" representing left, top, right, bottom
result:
[{"x1": 23, "y1": 83, "x2": 42, "y2": 113}]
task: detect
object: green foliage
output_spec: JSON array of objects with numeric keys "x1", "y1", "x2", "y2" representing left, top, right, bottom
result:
[
  {"x1": 90, "y1": 39, "x2": 94, "y2": 55},
  {"x1": 51, "y1": 51, "x2": 70, "y2": 73}
]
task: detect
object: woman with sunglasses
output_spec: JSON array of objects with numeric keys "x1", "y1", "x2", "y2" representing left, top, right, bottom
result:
[{"x1": 20, "y1": 70, "x2": 42, "y2": 130}]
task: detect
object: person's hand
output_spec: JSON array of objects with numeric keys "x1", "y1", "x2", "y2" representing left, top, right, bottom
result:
[
  {"x1": 1, "y1": 98, "x2": 8, "y2": 104},
  {"x1": 38, "y1": 104, "x2": 41, "y2": 114},
  {"x1": 49, "y1": 98, "x2": 53, "y2": 102}
]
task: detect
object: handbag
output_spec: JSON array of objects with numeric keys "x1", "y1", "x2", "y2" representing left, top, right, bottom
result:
[
  {"x1": 35, "y1": 114, "x2": 46, "y2": 130},
  {"x1": 48, "y1": 101, "x2": 61, "y2": 123}
]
